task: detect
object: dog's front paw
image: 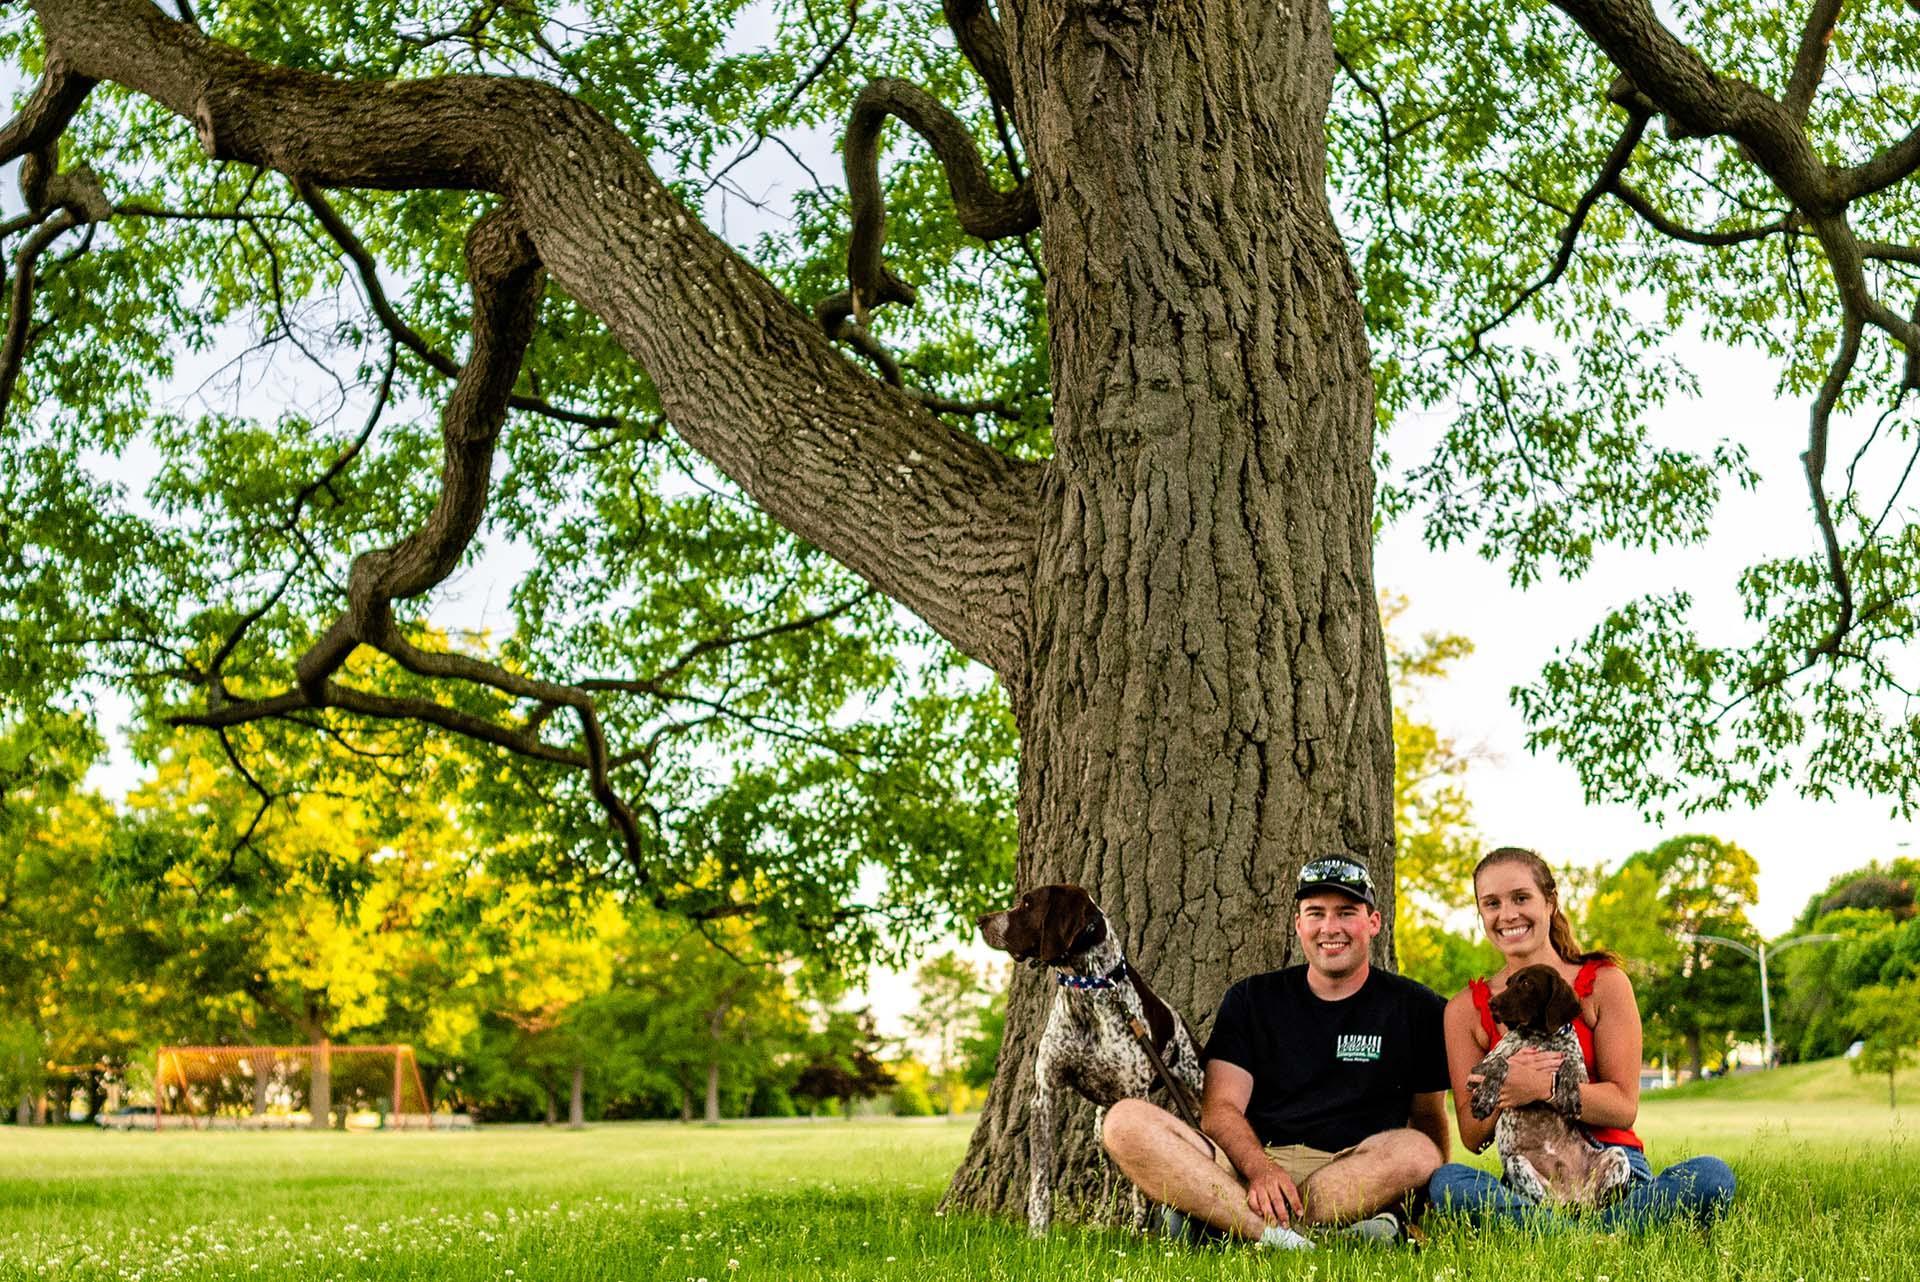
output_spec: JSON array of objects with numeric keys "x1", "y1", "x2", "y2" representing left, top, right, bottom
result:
[{"x1": 1469, "y1": 1063, "x2": 1504, "y2": 1119}]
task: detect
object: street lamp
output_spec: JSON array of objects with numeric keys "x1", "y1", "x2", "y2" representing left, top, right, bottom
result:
[{"x1": 1675, "y1": 932, "x2": 1841, "y2": 1069}]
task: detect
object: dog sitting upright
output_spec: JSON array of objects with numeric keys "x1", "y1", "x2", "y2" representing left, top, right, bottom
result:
[
  {"x1": 977, "y1": 884, "x2": 1203, "y2": 1236},
  {"x1": 1469, "y1": 963, "x2": 1633, "y2": 1209}
]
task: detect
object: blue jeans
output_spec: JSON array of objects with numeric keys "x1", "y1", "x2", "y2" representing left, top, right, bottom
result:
[{"x1": 1427, "y1": 1144, "x2": 1735, "y2": 1230}]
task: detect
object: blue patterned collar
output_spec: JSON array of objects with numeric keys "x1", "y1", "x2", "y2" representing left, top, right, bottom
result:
[{"x1": 1057, "y1": 960, "x2": 1128, "y2": 991}]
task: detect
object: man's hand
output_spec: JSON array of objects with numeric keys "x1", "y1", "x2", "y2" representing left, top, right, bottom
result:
[
  {"x1": 1495, "y1": 1048, "x2": 1565, "y2": 1109},
  {"x1": 1244, "y1": 1157, "x2": 1303, "y2": 1226}
]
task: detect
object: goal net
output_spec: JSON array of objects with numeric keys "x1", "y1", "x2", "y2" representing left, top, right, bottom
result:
[{"x1": 154, "y1": 1043, "x2": 434, "y2": 1130}]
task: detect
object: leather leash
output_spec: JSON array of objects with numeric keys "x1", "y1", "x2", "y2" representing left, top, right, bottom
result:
[{"x1": 1127, "y1": 1014, "x2": 1203, "y2": 1132}]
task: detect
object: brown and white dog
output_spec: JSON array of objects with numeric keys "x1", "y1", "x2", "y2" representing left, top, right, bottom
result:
[
  {"x1": 977, "y1": 884, "x2": 1203, "y2": 1236},
  {"x1": 1469, "y1": 964, "x2": 1633, "y2": 1209}
]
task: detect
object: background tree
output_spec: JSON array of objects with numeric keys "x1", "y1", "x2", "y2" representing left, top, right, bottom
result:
[
  {"x1": 791, "y1": 1008, "x2": 894, "y2": 1120},
  {"x1": 960, "y1": 976, "x2": 1009, "y2": 1093},
  {"x1": 1382, "y1": 596, "x2": 1497, "y2": 995},
  {"x1": 904, "y1": 951, "x2": 991, "y2": 1115},
  {"x1": 1793, "y1": 860, "x2": 1920, "y2": 930},
  {"x1": 1618, "y1": 835, "x2": 1764, "y2": 1078},
  {"x1": 17, "y1": 0, "x2": 1920, "y2": 1212},
  {"x1": 1848, "y1": 977, "x2": 1920, "y2": 1107}
]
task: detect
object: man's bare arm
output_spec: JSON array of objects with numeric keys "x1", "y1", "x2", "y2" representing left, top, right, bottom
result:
[
  {"x1": 1409, "y1": 1089, "x2": 1452, "y2": 1163},
  {"x1": 1201, "y1": 1059, "x2": 1301, "y2": 1225}
]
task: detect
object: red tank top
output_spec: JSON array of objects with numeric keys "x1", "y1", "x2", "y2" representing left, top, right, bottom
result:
[{"x1": 1469, "y1": 958, "x2": 1643, "y2": 1150}]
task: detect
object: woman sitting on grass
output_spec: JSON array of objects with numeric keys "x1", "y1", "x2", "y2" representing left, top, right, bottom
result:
[{"x1": 1427, "y1": 846, "x2": 1737, "y2": 1228}]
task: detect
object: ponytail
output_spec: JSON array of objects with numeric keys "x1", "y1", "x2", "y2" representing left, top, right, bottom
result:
[{"x1": 1473, "y1": 846, "x2": 1622, "y2": 968}]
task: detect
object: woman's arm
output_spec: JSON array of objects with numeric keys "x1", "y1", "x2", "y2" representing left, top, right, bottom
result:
[
  {"x1": 1577, "y1": 964, "x2": 1642, "y2": 1130},
  {"x1": 1443, "y1": 992, "x2": 1497, "y2": 1153}
]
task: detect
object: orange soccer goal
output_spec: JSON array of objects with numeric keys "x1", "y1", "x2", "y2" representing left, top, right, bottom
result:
[{"x1": 154, "y1": 1043, "x2": 434, "y2": 1130}]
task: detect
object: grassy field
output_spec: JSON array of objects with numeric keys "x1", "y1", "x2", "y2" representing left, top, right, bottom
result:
[{"x1": 2, "y1": 1058, "x2": 1914, "y2": 1282}]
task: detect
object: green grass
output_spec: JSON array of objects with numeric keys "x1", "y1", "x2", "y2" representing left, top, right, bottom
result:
[{"x1": 3, "y1": 1063, "x2": 1916, "y2": 1281}]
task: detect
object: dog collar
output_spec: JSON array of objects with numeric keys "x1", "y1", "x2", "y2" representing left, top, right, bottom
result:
[{"x1": 1057, "y1": 960, "x2": 1128, "y2": 991}]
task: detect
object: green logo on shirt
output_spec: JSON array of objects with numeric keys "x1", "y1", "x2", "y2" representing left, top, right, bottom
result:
[{"x1": 1336, "y1": 1034, "x2": 1382, "y2": 1062}]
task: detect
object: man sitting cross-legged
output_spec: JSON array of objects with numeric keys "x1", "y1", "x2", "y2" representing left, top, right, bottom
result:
[{"x1": 1102, "y1": 855, "x2": 1450, "y2": 1249}]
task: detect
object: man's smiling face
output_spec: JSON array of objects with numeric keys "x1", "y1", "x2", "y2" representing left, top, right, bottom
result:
[{"x1": 1295, "y1": 892, "x2": 1381, "y2": 980}]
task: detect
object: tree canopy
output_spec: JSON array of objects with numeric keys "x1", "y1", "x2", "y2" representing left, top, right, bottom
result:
[{"x1": 7, "y1": 0, "x2": 1920, "y2": 917}]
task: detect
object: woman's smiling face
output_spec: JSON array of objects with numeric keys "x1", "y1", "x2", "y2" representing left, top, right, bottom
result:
[{"x1": 1475, "y1": 860, "x2": 1553, "y2": 957}]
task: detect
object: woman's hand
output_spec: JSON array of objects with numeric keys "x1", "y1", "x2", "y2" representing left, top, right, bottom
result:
[{"x1": 1495, "y1": 1047, "x2": 1565, "y2": 1109}]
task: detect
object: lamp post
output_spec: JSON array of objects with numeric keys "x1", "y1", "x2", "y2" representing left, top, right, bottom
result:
[{"x1": 1677, "y1": 932, "x2": 1841, "y2": 1068}]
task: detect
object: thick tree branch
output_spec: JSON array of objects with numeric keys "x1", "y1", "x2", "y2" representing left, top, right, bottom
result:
[
  {"x1": 0, "y1": 53, "x2": 95, "y2": 165},
  {"x1": 844, "y1": 76, "x2": 1039, "y2": 322},
  {"x1": 1548, "y1": 0, "x2": 1834, "y2": 208},
  {"x1": 942, "y1": 0, "x2": 1018, "y2": 120},
  {"x1": 1837, "y1": 129, "x2": 1920, "y2": 203},
  {"x1": 34, "y1": 0, "x2": 1039, "y2": 675},
  {"x1": 1783, "y1": 0, "x2": 1844, "y2": 121}
]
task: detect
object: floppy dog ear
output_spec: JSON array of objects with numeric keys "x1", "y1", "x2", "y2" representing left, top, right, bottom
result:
[
  {"x1": 1542, "y1": 972, "x2": 1583, "y2": 1031},
  {"x1": 1039, "y1": 885, "x2": 1102, "y2": 960}
]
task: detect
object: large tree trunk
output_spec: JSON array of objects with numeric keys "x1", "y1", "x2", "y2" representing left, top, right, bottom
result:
[
  {"x1": 943, "y1": 0, "x2": 1390, "y2": 1221},
  {"x1": 569, "y1": 1063, "x2": 585, "y2": 1130},
  {"x1": 1686, "y1": 1028, "x2": 1704, "y2": 1082}
]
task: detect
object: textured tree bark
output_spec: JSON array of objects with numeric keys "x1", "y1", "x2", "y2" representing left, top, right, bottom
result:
[
  {"x1": 569, "y1": 1063, "x2": 586, "y2": 1129},
  {"x1": 942, "y1": 0, "x2": 1391, "y2": 1220}
]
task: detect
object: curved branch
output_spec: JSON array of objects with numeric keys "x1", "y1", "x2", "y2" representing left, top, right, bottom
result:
[
  {"x1": 942, "y1": 0, "x2": 1018, "y2": 118},
  {"x1": 1470, "y1": 108, "x2": 1649, "y2": 345},
  {"x1": 1610, "y1": 182, "x2": 1797, "y2": 246},
  {"x1": 293, "y1": 207, "x2": 543, "y2": 697},
  {"x1": 0, "y1": 210, "x2": 78, "y2": 424},
  {"x1": 0, "y1": 53, "x2": 95, "y2": 165},
  {"x1": 38, "y1": 0, "x2": 1039, "y2": 675},
  {"x1": 0, "y1": 164, "x2": 111, "y2": 427},
  {"x1": 1783, "y1": 0, "x2": 1845, "y2": 122},
  {"x1": 1803, "y1": 309, "x2": 1861, "y2": 658},
  {"x1": 844, "y1": 76, "x2": 1039, "y2": 322}
]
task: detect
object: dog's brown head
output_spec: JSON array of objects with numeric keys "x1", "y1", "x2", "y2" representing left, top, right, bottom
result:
[
  {"x1": 1488, "y1": 963, "x2": 1582, "y2": 1034},
  {"x1": 977, "y1": 884, "x2": 1105, "y2": 966}
]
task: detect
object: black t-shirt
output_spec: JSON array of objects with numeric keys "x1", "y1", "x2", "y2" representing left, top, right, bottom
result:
[{"x1": 1202, "y1": 965, "x2": 1448, "y2": 1152}]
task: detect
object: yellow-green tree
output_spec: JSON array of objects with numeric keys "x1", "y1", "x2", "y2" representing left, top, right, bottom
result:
[{"x1": 1382, "y1": 596, "x2": 1496, "y2": 994}]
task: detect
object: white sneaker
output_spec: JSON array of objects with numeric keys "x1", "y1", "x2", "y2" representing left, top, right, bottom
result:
[
  {"x1": 1257, "y1": 1224, "x2": 1315, "y2": 1250},
  {"x1": 1328, "y1": 1210, "x2": 1405, "y2": 1245}
]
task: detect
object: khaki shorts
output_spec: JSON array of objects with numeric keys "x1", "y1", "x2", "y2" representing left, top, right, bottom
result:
[{"x1": 1209, "y1": 1137, "x2": 1359, "y2": 1186}]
